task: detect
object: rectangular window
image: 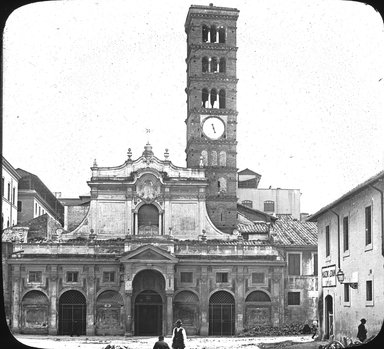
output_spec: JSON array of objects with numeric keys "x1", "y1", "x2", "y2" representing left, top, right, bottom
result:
[
  {"x1": 180, "y1": 272, "x2": 193, "y2": 283},
  {"x1": 252, "y1": 272, "x2": 265, "y2": 284},
  {"x1": 7, "y1": 183, "x2": 10, "y2": 201},
  {"x1": 264, "y1": 200, "x2": 275, "y2": 212},
  {"x1": 325, "y1": 225, "x2": 330, "y2": 257},
  {"x1": 102, "y1": 271, "x2": 115, "y2": 283},
  {"x1": 66, "y1": 271, "x2": 79, "y2": 283},
  {"x1": 29, "y1": 271, "x2": 42, "y2": 283},
  {"x1": 287, "y1": 292, "x2": 300, "y2": 305},
  {"x1": 288, "y1": 253, "x2": 301, "y2": 276},
  {"x1": 313, "y1": 253, "x2": 318, "y2": 276},
  {"x1": 365, "y1": 206, "x2": 372, "y2": 246},
  {"x1": 242, "y1": 200, "x2": 253, "y2": 208},
  {"x1": 216, "y1": 272, "x2": 228, "y2": 283},
  {"x1": 344, "y1": 283, "x2": 350, "y2": 302},
  {"x1": 366, "y1": 281, "x2": 373, "y2": 301},
  {"x1": 343, "y1": 217, "x2": 349, "y2": 251},
  {"x1": 38, "y1": 206, "x2": 41, "y2": 216},
  {"x1": 12, "y1": 187, "x2": 16, "y2": 204},
  {"x1": 17, "y1": 201, "x2": 22, "y2": 212},
  {"x1": 1, "y1": 177, "x2": 4, "y2": 197},
  {"x1": 35, "y1": 203, "x2": 37, "y2": 215}
]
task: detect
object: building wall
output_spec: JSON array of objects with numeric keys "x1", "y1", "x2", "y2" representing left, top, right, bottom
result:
[
  {"x1": 2, "y1": 164, "x2": 19, "y2": 229},
  {"x1": 17, "y1": 191, "x2": 53, "y2": 224},
  {"x1": 317, "y1": 184, "x2": 384, "y2": 340},
  {"x1": 238, "y1": 188, "x2": 301, "y2": 219}
]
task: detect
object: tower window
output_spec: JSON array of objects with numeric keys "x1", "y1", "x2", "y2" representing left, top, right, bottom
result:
[
  {"x1": 210, "y1": 88, "x2": 217, "y2": 108},
  {"x1": 219, "y1": 151, "x2": 226, "y2": 166},
  {"x1": 201, "y1": 150, "x2": 208, "y2": 166},
  {"x1": 218, "y1": 177, "x2": 227, "y2": 193},
  {"x1": 211, "y1": 151, "x2": 217, "y2": 165},
  {"x1": 365, "y1": 206, "x2": 372, "y2": 245},
  {"x1": 202, "y1": 25, "x2": 226, "y2": 43},
  {"x1": 202, "y1": 88, "x2": 209, "y2": 108},
  {"x1": 219, "y1": 89, "x2": 226, "y2": 109},
  {"x1": 202, "y1": 25, "x2": 209, "y2": 42},
  {"x1": 218, "y1": 26, "x2": 226, "y2": 43},
  {"x1": 210, "y1": 25, "x2": 217, "y2": 43},
  {"x1": 202, "y1": 57, "x2": 209, "y2": 72},
  {"x1": 211, "y1": 57, "x2": 218, "y2": 72},
  {"x1": 219, "y1": 58, "x2": 226, "y2": 73}
]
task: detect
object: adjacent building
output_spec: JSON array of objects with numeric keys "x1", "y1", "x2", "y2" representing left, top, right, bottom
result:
[
  {"x1": 238, "y1": 168, "x2": 301, "y2": 220},
  {"x1": 309, "y1": 171, "x2": 384, "y2": 341},
  {"x1": 2, "y1": 4, "x2": 318, "y2": 337},
  {"x1": 16, "y1": 169, "x2": 64, "y2": 225},
  {"x1": 2, "y1": 157, "x2": 21, "y2": 229}
]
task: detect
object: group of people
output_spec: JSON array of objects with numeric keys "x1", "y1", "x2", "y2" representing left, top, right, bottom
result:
[
  {"x1": 154, "y1": 318, "x2": 369, "y2": 348},
  {"x1": 153, "y1": 319, "x2": 187, "y2": 349}
]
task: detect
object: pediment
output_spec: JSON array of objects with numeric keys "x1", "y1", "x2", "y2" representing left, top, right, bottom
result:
[{"x1": 120, "y1": 244, "x2": 178, "y2": 263}]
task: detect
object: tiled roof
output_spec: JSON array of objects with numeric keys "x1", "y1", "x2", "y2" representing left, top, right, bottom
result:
[
  {"x1": 271, "y1": 215, "x2": 317, "y2": 246},
  {"x1": 237, "y1": 212, "x2": 269, "y2": 233}
]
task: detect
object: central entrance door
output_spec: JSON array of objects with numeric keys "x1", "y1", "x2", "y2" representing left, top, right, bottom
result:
[
  {"x1": 134, "y1": 290, "x2": 162, "y2": 335},
  {"x1": 132, "y1": 269, "x2": 165, "y2": 336}
]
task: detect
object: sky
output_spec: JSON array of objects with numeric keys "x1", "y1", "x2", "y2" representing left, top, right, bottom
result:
[{"x1": 3, "y1": 0, "x2": 384, "y2": 214}]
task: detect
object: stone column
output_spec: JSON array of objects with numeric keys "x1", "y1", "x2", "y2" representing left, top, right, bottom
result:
[
  {"x1": 86, "y1": 266, "x2": 96, "y2": 335},
  {"x1": 125, "y1": 292, "x2": 133, "y2": 336},
  {"x1": 271, "y1": 268, "x2": 284, "y2": 326},
  {"x1": 166, "y1": 292, "x2": 174, "y2": 335},
  {"x1": 49, "y1": 266, "x2": 58, "y2": 335},
  {"x1": 235, "y1": 266, "x2": 245, "y2": 334},
  {"x1": 200, "y1": 266, "x2": 209, "y2": 335},
  {"x1": 11, "y1": 266, "x2": 21, "y2": 333},
  {"x1": 134, "y1": 213, "x2": 138, "y2": 235},
  {"x1": 124, "y1": 264, "x2": 133, "y2": 336}
]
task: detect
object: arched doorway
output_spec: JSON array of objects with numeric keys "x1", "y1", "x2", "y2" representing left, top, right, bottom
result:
[
  {"x1": 325, "y1": 295, "x2": 333, "y2": 339},
  {"x1": 209, "y1": 291, "x2": 235, "y2": 335},
  {"x1": 21, "y1": 290, "x2": 49, "y2": 334},
  {"x1": 173, "y1": 291, "x2": 199, "y2": 335},
  {"x1": 138, "y1": 204, "x2": 159, "y2": 235},
  {"x1": 58, "y1": 290, "x2": 86, "y2": 335},
  {"x1": 245, "y1": 291, "x2": 272, "y2": 329},
  {"x1": 133, "y1": 269, "x2": 165, "y2": 335},
  {"x1": 95, "y1": 290, "x2": 124, "y2": 335}
]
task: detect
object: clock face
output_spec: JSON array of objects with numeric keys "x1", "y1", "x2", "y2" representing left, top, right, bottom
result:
[{"x1": 202, "y1": 117, "x2": 225, "y2": 140}]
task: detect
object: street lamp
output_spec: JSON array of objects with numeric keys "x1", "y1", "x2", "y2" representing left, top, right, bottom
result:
[{"x1": 336, "y1": 268, "x2": 345, "y2": 284}]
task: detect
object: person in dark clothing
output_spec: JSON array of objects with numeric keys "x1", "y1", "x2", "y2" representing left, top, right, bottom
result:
[
  {"x1": 302, "y1": 323, "x2": 311, "y2": 334},
  {"x1": 357, "y1": 318, "x2": 367, "y2": 342},
  {"x1": 153, "y1": 335, "x2": 170, "y2": 349},
  {"x1": 172, "y1": 319, "x2": 187, "y2": 349}
]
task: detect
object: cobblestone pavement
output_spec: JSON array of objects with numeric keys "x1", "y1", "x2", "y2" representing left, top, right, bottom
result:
[{"x1": 13, "y1": 334, "x2": 319, "y2": 349}]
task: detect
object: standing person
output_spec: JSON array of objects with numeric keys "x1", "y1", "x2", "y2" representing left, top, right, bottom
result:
[
  {"x1": 153, "y1": 335, "x2": 170, "y2": 349},
  {"x1": 311, "y1": 320, "x2": 318, "y2": 339},
  {"x1": 172, "y1": 319, "x2": 187, "y2": 349},
  {"x1": 357, "y1": 318, "x2": 367, "y2": 342}
]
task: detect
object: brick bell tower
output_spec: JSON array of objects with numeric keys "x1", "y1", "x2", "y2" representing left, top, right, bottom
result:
[{"x1": 185, "y1": 4, "x2": 239, "y2": 234}]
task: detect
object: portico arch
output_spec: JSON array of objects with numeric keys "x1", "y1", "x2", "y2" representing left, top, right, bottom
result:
[
  {"x1": 245, "y1": 290, "x2": 272, "y2": 328},
  {"x1": 133, "y1": 269, "x2": 166, "y2": 335},
  {"x1": 21, "y1": 290, "x2": 49, "y2": 334}
]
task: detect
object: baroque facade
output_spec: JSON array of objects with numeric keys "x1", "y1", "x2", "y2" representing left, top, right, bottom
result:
[{"x1": 2, "y1": 4, "x2": 318, "y2": 337}]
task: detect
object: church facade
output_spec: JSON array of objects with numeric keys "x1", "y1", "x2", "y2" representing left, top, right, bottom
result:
[{"x1": 2, "y1": 4, "x2": 318, "y2": 337}]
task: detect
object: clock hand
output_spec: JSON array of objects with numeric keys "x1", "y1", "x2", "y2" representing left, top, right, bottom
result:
[{"x1": 211, "y1": 123, "x2": 216, "y2": 133}]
